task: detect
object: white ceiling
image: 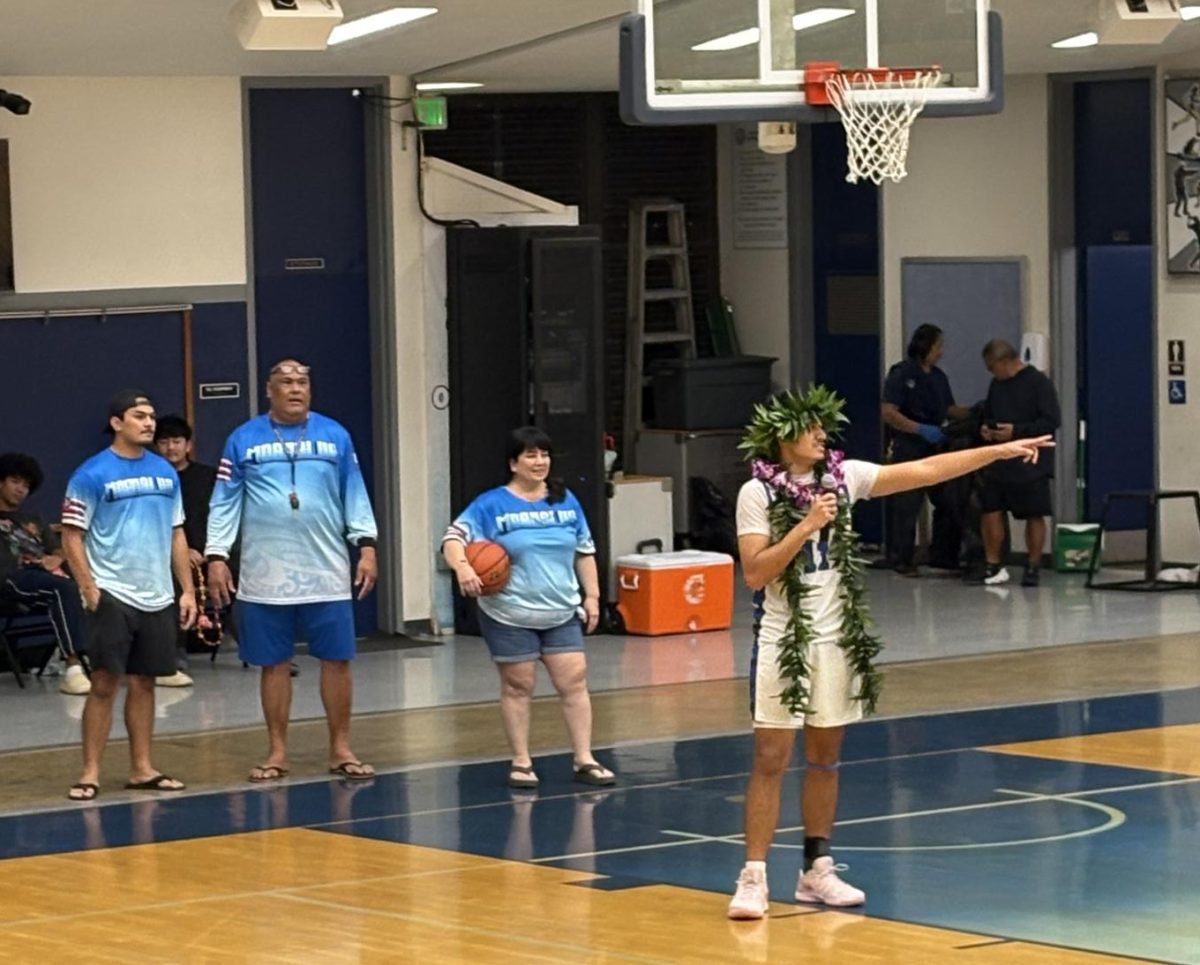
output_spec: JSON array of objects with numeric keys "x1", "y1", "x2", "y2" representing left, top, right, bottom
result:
[{"x1": 1, "y1": 1, "x2": 1199, "y2": 91}]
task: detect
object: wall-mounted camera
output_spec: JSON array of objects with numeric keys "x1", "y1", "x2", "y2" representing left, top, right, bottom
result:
[{"x1": 0, "y1": 90, "x2": 31, "y2": 116}]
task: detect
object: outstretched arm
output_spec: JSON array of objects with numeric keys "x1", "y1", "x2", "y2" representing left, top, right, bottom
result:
[{"x1": 870, "y1": 437, "x2": 1054, "y2": 498}]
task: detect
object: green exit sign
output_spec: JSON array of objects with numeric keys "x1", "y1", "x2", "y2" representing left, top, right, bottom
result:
[{"x1": 414, "y1": 95, "x2": 448, "y2": 130}]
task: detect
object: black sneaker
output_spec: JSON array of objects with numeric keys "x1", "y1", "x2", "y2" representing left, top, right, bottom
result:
[{"x1": 1021, "y1": 567, "x2": 1040, "y2": 587}]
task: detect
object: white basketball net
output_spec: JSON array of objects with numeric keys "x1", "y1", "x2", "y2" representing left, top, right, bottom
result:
[{"x1": 825, "y1": 69, "x2": 942, "y2": 186}]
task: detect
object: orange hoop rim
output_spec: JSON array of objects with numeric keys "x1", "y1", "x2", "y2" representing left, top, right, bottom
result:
[{"x1": 804, "y1": 61, "x2": 942, "y2": 107}]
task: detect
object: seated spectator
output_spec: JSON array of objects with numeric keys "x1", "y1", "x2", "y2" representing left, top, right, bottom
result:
[
  {"x1": 153, "y1": 415, "x2": 219, "y2": 687},
  {"x1": 0, "y1": 452, "x2": 91, "y2": 695}
]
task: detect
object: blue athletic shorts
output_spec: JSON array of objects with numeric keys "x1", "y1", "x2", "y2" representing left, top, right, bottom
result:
[
  {"x1": 236, "y1": 600, "x2": 357, "y2": 666},
  {"x1": 476, "y1": 608, "x2": 585, "y2": 663}
]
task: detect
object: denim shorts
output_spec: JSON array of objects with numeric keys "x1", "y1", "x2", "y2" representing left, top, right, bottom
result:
[{"x1": 476, "y1": 608, "x2": 585, "y2": 663}]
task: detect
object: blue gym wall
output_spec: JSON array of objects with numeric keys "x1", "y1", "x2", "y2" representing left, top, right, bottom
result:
[{"x1": 0, "y1": 302, "x2": 249, "y2": 520}]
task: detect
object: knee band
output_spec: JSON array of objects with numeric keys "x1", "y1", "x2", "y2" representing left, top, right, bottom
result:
[{"x1": 805, "y1": 760, "x2": 840, "y2": 773}]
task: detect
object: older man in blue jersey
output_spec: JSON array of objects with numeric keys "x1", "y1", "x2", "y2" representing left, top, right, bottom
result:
[{"x1": 206, "y1": 359, "x2": 379, "y2": 783}]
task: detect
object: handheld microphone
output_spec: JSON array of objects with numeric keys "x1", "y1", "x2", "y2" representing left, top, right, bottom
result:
[{"x1": 818, "y1": 473, "x2": 844, "y2": 543}]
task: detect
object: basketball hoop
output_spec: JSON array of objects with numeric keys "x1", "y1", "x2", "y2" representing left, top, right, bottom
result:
[{"x1": 805, "y1": 62, "x2": 942, "y2": 186}]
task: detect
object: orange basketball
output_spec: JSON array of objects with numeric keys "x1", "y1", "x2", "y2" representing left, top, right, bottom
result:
[{"x1": 466, "y1": 540, "x2": 511, "y2": 595}]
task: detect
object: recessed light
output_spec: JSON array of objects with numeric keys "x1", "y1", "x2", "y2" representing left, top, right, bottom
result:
[
  {"x1": 692, "y1": 7, "x2": 855, "y2": 53},
  {"x1": 1181, "y1": 5, "x2": 1200, "y2": 21},
  {"x1": 1051, "y1": 31, "x2": 1100, "y2": 49},
  {"x1": 328, "y1": 6, "x2": 438, "y2": 46},
  {"x1": 791, "y1": 8, "x2": 857, "y2": 32},
  {"x1": 692, "y1": 27, "x2": 760, "y2": 52},
  {"x1": 416, "y1": 82, "x2": 484, "y2": 91}
]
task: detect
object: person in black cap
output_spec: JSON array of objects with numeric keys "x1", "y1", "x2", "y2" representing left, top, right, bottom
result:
[{"x1": 60, "y1": 390, "x2": 197, "y2": 801}]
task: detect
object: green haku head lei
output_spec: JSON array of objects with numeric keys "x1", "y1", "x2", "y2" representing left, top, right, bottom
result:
[
  {"x1": 738, "y1": 385, "x2": 851, "y2": 463},
  {"x1": 738, "y1": 383, "x2": 883, "y2": 718}
]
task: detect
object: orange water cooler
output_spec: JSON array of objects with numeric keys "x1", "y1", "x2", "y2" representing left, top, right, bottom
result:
[{"x1": 615, "y1": 550, "x2": 735, "y2": 636}]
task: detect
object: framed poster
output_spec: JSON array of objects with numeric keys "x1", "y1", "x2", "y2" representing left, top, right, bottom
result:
[{"x1": 1165, "y1": 77, "x2": 1200, "y2": 273}]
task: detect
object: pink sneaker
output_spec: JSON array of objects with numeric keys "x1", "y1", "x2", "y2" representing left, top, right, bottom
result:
[
  {"x1": 795, "y1": 856, "x2": 865, "y2": 907},
  {"x1": 727, "y1": 867, "x2": 770, "y2": 920}
]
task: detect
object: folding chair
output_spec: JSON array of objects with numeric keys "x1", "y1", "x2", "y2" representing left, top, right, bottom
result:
[{"x1": 0, "y1": 594, "x2": 60, "y2": 688}]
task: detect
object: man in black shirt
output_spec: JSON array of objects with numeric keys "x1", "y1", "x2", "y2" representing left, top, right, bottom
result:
[
  {"x1": 0, "y1": 452, "x2": 91, "y2": 694},
  {"x1": 154, "y1": 416, "x2": 218, "y2": 684},
  {"x1": 881, "y1": 325, "x2": 973, "y2": 574},
  {"x1": 978, "y1": 340, "x2": 1062, "y2": 587}
]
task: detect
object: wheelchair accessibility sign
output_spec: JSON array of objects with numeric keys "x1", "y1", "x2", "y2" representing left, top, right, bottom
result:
[{"x1": 1169, "y1": 379, "x2": 1187, "y2": 405}]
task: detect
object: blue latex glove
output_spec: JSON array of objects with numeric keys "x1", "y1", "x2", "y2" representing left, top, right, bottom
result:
[{"x1": 916, "y1": 424, "x2": 946, "y2": 445}]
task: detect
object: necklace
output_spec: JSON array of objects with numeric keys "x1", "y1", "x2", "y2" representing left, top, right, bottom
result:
[
  {"x1": 270, "y1": 418, "x2": 309, "y2": 511},
  {"x1": 751, "y1": 451, "x2": 883, "y2": 716}
]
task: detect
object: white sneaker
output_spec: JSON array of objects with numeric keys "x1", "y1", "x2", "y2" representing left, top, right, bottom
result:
[
  {"x1": 795, "y1": 856, "x2": 865, "y2": 907},
  {"x1": 155, "y1": 670, "x2": 194, "y2": 688},
  {"x1": 59, "y1": 665, "x2": 91, "y2": 695},
  {"x1": 728, "y1": 867, "x2": 770, "y2": 920},
  {"x1": 983, "y1": 565, "x2": 1010, "y2": 586}
]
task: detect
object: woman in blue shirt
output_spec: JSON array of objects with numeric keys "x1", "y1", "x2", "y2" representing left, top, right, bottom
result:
[{"x1": 442, "y1": 427, "x2": 615, "y2": 790}]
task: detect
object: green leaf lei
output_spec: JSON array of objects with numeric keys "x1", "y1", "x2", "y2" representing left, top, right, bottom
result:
[{"x1": 739, "y1": 387, "x2": 884, "y2": 717}]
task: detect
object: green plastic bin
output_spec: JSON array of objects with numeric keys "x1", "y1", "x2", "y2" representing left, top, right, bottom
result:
[{"x1": 1055, "y1": 524, "x2": 1101, "y2": 573}]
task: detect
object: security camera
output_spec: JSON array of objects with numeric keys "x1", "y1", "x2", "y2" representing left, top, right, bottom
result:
[{"x1": 0, "y1": 90, "x2": 31, "y2": 116}]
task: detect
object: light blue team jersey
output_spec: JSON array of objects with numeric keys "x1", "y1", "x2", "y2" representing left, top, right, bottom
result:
[
  {"x1": 62, "y1": 449, "x2": 184, "y2": 611},
  {"x1": 205, "y1": 412, "x2": 377, "y2": 605},
  {"x1": 445, "y1": 486, "x2": 596, "y2": 629}
]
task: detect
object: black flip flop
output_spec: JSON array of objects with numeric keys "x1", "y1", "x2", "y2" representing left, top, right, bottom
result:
[
  {"x1": 329, "y1": 761, "x2": 375, "y2": 781},
  {"x1": 249, "y1": 764, "x2": 289, "y2": 783},
  {"x1": 124, "y1": 773, "x2": 185, "y2": 792},
  {"x1": 67, "y1": 782, "x2": 99, "y2": 802}
]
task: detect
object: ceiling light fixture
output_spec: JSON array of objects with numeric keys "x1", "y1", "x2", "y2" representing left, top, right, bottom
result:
[
  {"x1": 692, "y1": 7, "x2": 855, "y2": 53},
  {"x1": 1181, "y1": 5, "x2": 1200, "y2": 20},
  {"x1": 328, "y1": 6, "x2": 437, "y2": 46},
  {"x1": 415, "y1": 82, "x2": 483, "y2": 91},
  {"x1": 1051, "y1": 31, "x2": 1100, "y2": 49}
]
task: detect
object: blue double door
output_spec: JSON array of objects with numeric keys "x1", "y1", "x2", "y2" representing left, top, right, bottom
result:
[{"x1": 248, "y1": 87, "x2": 380, "y2": 633}]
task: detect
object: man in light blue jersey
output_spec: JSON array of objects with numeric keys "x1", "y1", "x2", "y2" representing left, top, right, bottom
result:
[
  {"x1": 60, "y1": 390, "x2": 197, "y2": 802},
  {"x1": 206, "y1": 359, "x2": 379, "y2": 783}
]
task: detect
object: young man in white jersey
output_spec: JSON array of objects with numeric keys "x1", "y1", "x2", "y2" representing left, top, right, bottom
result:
[
  {"x1": 61, "y1": 391, "x2": 197, "y2": 801},
  {"x1": 727, "y1": 387, "x2": 1052, "y2": 919},
  {"x1": 206, "y1": 360, "x2": 379, "y2": 783}
]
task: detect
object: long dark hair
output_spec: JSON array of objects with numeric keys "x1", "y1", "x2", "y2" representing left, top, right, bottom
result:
[
  {"x1": 907, "y1": 323, "x2": 943, "y2": 363},
  {"x1": 507, "y1": 426, "x2": 566, "y2": 504}
]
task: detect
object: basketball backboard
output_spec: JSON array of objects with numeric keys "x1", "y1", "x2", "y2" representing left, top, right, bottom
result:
[{"x1": 620, "y1": 0, "x2": 1003, "y2": 125}]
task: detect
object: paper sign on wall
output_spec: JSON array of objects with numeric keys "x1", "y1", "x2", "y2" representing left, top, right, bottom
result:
[{"x1": 731, "y1": 125, "x2": 789, "y2": 249}]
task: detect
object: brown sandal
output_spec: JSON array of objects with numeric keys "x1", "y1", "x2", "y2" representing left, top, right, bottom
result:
[
  {"x1": 573, "y1": 763, "x2": 615, "y2": 786},
  {"x1": 508, "y1": 763, "x2": 539, "y2": 789}
]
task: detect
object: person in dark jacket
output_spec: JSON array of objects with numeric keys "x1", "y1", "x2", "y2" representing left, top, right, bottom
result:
[
  {"x1": 978, "y1": 340, "x2": 1062, "y2": 587},
  {"x1": 880, "y1": 325, "x2": 973, "y2": 574},
  {"x1": 154, "y1": 415, "x2": 218, "y2": 685},
  {"x1": 0, "y1": 452, "x2": 91, "y2": 694}
]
